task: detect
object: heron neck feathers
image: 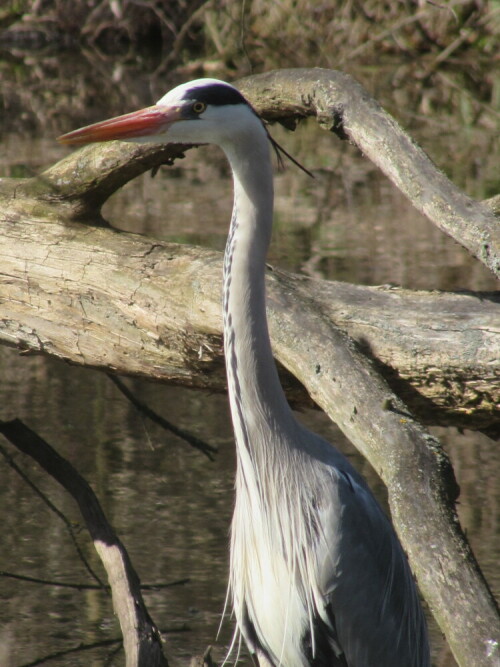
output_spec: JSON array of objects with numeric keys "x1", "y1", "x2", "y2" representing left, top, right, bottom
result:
[{"x1": 222, "y1": 132, "x2": 296, "y2": 455}]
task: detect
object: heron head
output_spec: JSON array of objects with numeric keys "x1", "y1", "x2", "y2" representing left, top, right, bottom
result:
[{"x1": 57, "y1": 79, "x2": 263, "y2": 148}]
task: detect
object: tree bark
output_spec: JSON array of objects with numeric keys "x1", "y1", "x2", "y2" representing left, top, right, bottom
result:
[
  {"x1": 237, "y1": 68, "x2": 500, "y2": 279},
  {"x1": 0, "y1": 67, "x2": 498, "y2": 666},
  {"x1": 0, "y1": 216, "x2": 498, "y2": 432}
]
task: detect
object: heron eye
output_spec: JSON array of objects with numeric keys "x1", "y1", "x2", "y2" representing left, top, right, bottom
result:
[{"x1": 192, "y1": 101, "x2": 206, "y2": 114}]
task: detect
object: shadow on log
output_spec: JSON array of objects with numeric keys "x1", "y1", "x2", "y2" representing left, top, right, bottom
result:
[
  {"x1": 0, "y1": 218, "x2": 497, "y2": 433},
  {"x1": 0, "y1": 68, "x2": 499, "y2": 666}
]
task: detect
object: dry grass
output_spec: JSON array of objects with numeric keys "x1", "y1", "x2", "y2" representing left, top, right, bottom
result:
[
  {"x1": 0, "y1": 0, "x2": 498, "y2": 143},
  {"x1": 197, "y1": 0, "x2": 499, "y2": 128},
  {"x1": 201, "y1": 0, "x2": 499, "y2": 68}
]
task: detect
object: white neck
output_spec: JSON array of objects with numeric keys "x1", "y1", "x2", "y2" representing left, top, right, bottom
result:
[
  {"x1": 221, "y1": 130, "x2": 296, "y2": 458},
  {"x1": 220, "y1": 114, "x2": 320, "y2": 664}
]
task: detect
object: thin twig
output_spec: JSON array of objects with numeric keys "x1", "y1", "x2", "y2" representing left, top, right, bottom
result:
[
  {"x1": 154, "y1": 0, "x2": 213, "y2": 73},
  {"x1": 19, "y1": 623, "x2": 190, "y2": 667},
  {"x1": 0, "y1": 570, "x2": 189, "y2": 590},
  {"x1": 0, "y1": 441, "x2": 106, "y2": 591},
  {"x1": 341, "y1": 11, "x2": 430, "y2": 61},
  {"x1": 107, "y1": 374, "x2": 218, "y2": 460},
  {"x1": 19, "y1": 637, "x2": 122, "y2": 667}
]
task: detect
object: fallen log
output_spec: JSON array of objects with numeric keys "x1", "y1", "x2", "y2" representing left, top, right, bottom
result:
[{"x1": 0, "y1": 216, "x2": 497, "y2": 432}]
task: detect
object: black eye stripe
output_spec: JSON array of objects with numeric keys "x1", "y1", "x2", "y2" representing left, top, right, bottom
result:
[{"x1": 182, "y1": 83, "x2": 248, "y2": 107}]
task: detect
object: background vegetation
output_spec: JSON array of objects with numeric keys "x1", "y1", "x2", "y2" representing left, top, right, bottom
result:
[{"x1": 0, "y1": 0, "x2": 498, "y2": 138}]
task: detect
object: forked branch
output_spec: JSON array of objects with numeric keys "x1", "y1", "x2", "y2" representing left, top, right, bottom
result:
[{"x1": 238, "y1": 68, "x2": 500, "y2": 278}]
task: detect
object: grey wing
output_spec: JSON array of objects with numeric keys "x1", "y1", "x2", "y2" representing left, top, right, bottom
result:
[{"x1": 315, "y1": 467, "x2": 430, "y2": 667}]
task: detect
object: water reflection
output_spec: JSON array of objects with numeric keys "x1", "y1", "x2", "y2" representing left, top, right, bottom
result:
[
  {"x1": 0, "y1": 57, "x2": 498, "y2": 667},
  {"x1": 0, "y1": 352, "x2": 237, "y2": 666},
  {"x1": 1, "y1": 347, "x2": 498, "y2": 666},
  {"x1": 98, "y1": 125, "x2": 497, "y2": 292}
]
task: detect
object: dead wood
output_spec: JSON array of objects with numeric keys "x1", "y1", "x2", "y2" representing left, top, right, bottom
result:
[
  {"x1": 0, "y1": 67, "x2": 499, "y2": 666},
  {"x1": 0, "y1": 419, "x2": 168, "y2": 667},
  {"x1": 237, "y1": 68, "x2": 500, "y2": 279},
  {"x1": 0, "y1": 217, "x2": 497, "y2": 432}
]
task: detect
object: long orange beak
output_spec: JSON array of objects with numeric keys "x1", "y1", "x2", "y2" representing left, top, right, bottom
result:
[{"x1": 57, "y1": 105, "x2": 183, "y2": 145}]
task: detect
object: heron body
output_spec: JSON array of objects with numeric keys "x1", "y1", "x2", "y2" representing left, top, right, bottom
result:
[{"x1": 59, "y1": 79, "x2": 431, "y2": 666}]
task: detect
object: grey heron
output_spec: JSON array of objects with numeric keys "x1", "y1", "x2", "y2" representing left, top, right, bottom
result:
[{"x1": 58, "y1": 78, "x2": 431, "y2": 666}]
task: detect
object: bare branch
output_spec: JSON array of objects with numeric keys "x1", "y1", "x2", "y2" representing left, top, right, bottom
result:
[
  {"x1": 0, "y1": 218, "x2": 497, "y2": 432},
  {"x1": 0, "y1": 419, "x2": 168, "y2": 667},
  {"x1": 108, "y1": 375, "x2": 218, "y2": 460},
  {"x1": 237, "y1": 69, "x2": 500, "y2": 278}
]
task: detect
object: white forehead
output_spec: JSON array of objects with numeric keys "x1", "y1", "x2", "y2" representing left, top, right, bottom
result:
[{"x1": 156, "y1": 78, "x2": 236, "y2": 106}]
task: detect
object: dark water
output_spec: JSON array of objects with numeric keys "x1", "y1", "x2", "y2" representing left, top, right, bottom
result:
[{"x1": 0, "y1": 54, "x2": 498, "y2": 667}]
